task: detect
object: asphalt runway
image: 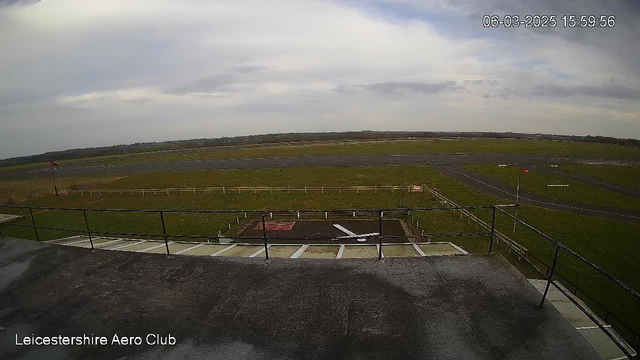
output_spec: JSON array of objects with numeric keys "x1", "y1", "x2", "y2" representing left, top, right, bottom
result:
[
  {"x1": 434, "y1": 165, "x2": 640, "y2": 224},
  {"x1": 0, "y1": 153, "x2": 624, "y2": 180},
  {"x1": 3, "y1": 153, "x2": 638, "y2": 222},
  {"x1": 526, "y1": 165, "x2": 640, "y2": 199}
]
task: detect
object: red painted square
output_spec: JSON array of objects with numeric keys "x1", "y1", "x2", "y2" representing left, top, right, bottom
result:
[{"x1": 253, "y1": 221, "x2": 296, "y2": 231}]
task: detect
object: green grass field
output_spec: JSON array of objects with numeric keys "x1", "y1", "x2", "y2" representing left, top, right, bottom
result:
[
  {"x1": 1, "y1": 165, "x2": 639, "y2": 342},
  {"x1": 562, "y1": 164, "x2": 640, "y2": 189},
  {"x1": 2, "y1": 138, "x2": 640, "y2": 173},
  {"x1": 105, "y1": 138, "x2": 640, "y2": 164},
  {"x1": 465, "y1": 165, "x2": 640, "y2": 211}
]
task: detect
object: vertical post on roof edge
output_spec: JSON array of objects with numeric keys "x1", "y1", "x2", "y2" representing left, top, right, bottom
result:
[{"x1": 262, "y1": 214, "x2": 269, "y2": 260}]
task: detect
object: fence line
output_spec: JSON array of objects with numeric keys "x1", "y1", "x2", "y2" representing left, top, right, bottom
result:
[
  {"x1": 61, "y1": 185, "x2": 423, "y2": 196},
  {"x1": 0, "y1": 201, "x2": 637, "y2": 356},
  {"x1": 420, "y1": 183, "x2": 529, "y2": 256},
  {"x1": 417, "y1": 184, "x2": 638, "y2": 357}
]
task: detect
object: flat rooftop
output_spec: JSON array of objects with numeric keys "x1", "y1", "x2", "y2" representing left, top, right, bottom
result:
[{"x1": 0, "y1": 237, "x2": 599, "y2": 360}]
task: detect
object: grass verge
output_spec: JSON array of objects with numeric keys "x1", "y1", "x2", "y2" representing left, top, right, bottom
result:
[
  {"x1": 465, "y1": 164, "x2": 640, "y2": 211},
  {"x1": 562, "y1": 164, "x2": 640, "y2": 189},
  {"x1": 1, "y1": 165, "x2": 638, "y2": 342}
]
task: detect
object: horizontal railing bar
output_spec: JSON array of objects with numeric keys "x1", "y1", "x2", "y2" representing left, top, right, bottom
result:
[
  {"x1": 494, "y1": 206, "x2": 640, "y2": 302},
  {"x1": 0, "y1": 204, "x2": 511, "y2": 213}
]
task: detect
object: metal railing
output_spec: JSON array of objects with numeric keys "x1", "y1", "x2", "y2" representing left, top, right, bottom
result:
[
  {"x1": 0, "y1": 205, "x2": 496, "y2": 257},
  {"x1": 62, "y1": 185, "x2": 421, "y2": 196},
  {"x1": 493, "y1": 205, "x2": 638, "y2": 359},
  {"x1": 0, "y1": 202, "x2": 637, "y2": 358}
]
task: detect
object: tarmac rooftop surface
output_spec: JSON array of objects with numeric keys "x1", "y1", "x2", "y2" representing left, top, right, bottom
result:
[{"x1": 0, "y1": 237, "x2": 600, "y2": 360}]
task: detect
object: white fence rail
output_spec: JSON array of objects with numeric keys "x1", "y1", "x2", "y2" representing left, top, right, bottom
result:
[
  {"x1": 421, "y1": 184, "x2": 529, "y2": 256},
  {"x1": 65, "y1": 185, "x2": 424, "y2": 196}
]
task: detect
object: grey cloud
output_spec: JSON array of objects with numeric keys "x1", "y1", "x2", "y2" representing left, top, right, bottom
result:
[
  {"x1": 0, "y1": 0, "x2": 40, "y2": 6},
  {"x1": 367, "y1": 81, "x2": 461, "y2": 94},
  {"x1": 464, "y1": 79, "x2": 499, "y2": 86},
  {"x1": 231, "y1": 65, "x2": 267, "y2": 74},
  {"x1": 531, "y1": 83, "x2": 640, "y2": 100},
  {"x1": 166, "y1": 75, "x2": 236, "y2": 95},
  {"x1": 336, "y1": 81, "x2": 463, "y2": 95},
  {"x1": 492, "y1": 82, "x2": 640, "y2": 101}
]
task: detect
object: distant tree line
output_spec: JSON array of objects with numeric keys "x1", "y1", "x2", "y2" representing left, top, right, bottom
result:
[{"x1": 1, "y1": 131, "x2": 638, "y2": 167}]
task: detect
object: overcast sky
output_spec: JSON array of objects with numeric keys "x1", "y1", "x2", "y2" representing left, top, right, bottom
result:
[{"x1": 1, "y1": 0, "x2": 640, "y2": 158}]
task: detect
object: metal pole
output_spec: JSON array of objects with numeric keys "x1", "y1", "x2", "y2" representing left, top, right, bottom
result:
[
  {"x1": 488, "y1": 206, "x2": 496, "y2": 255},
  {"x1": 378, "y1": 210, "x2": 383, "y2": 260},
  {"x1": 51, "y1": 167, "x2": 59, "y2": 196},
  {"x1": 262, "y1": 215, "x2": 269, "y2": 260},
  {"x1": 28, "y1": 207, "x2": 40, "y2": 243},
  {"x1": 539, "y1": 245, "x2": 562, "y2": 308},
  {"x1": 513, "y1": 176, "x2": 519, "y2": 233},
  {"x1": 159, "y1": 211, "x2": 170, "y2": 255},
  {"x1": 82, "y1": 209, "x2": 94, "y2": 250}
]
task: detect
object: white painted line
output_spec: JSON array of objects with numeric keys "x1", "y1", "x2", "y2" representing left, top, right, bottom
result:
[
  {"x1": 448, "y1": 242, "x2": 468, "y2": 255},
  {"x1": 249, "y1": 245, "x2": 271, "y2": 258},
  {"x1": 93, "y1": 239, "x2": 123, "y2": 248},
  {"x1": 377, "y1": 244, "x2": 384, "y2": 259},
  {"x1": 290, "y1": 245, "x2": 309, "y2": 259},
  {"x1": 576, "y1": 325, "x2": 611, "y2": 330},
  {"x1": 333, "y1": 223, "x2": 368, "y2": 242},
  {"x1": 137, "y1": 242, "x2": 173, "y2": 253},
  {"x1": 412, "y1": 243, "x2": 427, "y2": 257},
  {"x1": 64, "y1": 238, "x2": 92, "y2": 246},
  {"x1": 51, "y1": 235, "x2": 84, "y2": 243},
  {"x1": 336, "y1": 233, "x2": 379, "y2": 239},
  {"x1": 211, "y1": 244, "x2": 237, "y2": 256},
  {"x1": 609, "y1": 356, "x2": 631, "y2": 360},
  {"x1": 333, "y1": 224, "x2": 356, "y2": 236},
  {"x1": 337, "y1": 244, "x2": 345, "y2": 259},
  {"x1": 111, "y1": 240, "x2": 146, "y2": 250},
  {"x1": 175, "y1": 243, "x2": 205, "y2": 255}
]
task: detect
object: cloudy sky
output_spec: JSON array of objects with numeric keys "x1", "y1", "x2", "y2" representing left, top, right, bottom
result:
[{"x1": 1, "y1": 0, "x2": 639, "y2": 158}]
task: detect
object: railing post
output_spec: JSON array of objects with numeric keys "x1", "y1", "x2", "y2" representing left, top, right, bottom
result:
[
  {"x1": 488, "y1": 206, "x2": 496, "y2": 255},
  {"x1": 159, "y1": 211, "x2": 170, "y2": 256},
  {"x1": 262, "y1": 215, "x2": 269, "y2": 260},
  {"x1": 378, "y1": 210, "x2": 383, "y2": 260},
  {"x1": 28, "y1": 207, "x2": 40, "y2": 243},
  {"x1": 82, "y1": 209, "x2": 94, "y2": 250},
  {"x1": 539, "y1": 245, "x2": 562, "y2": 308}
]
